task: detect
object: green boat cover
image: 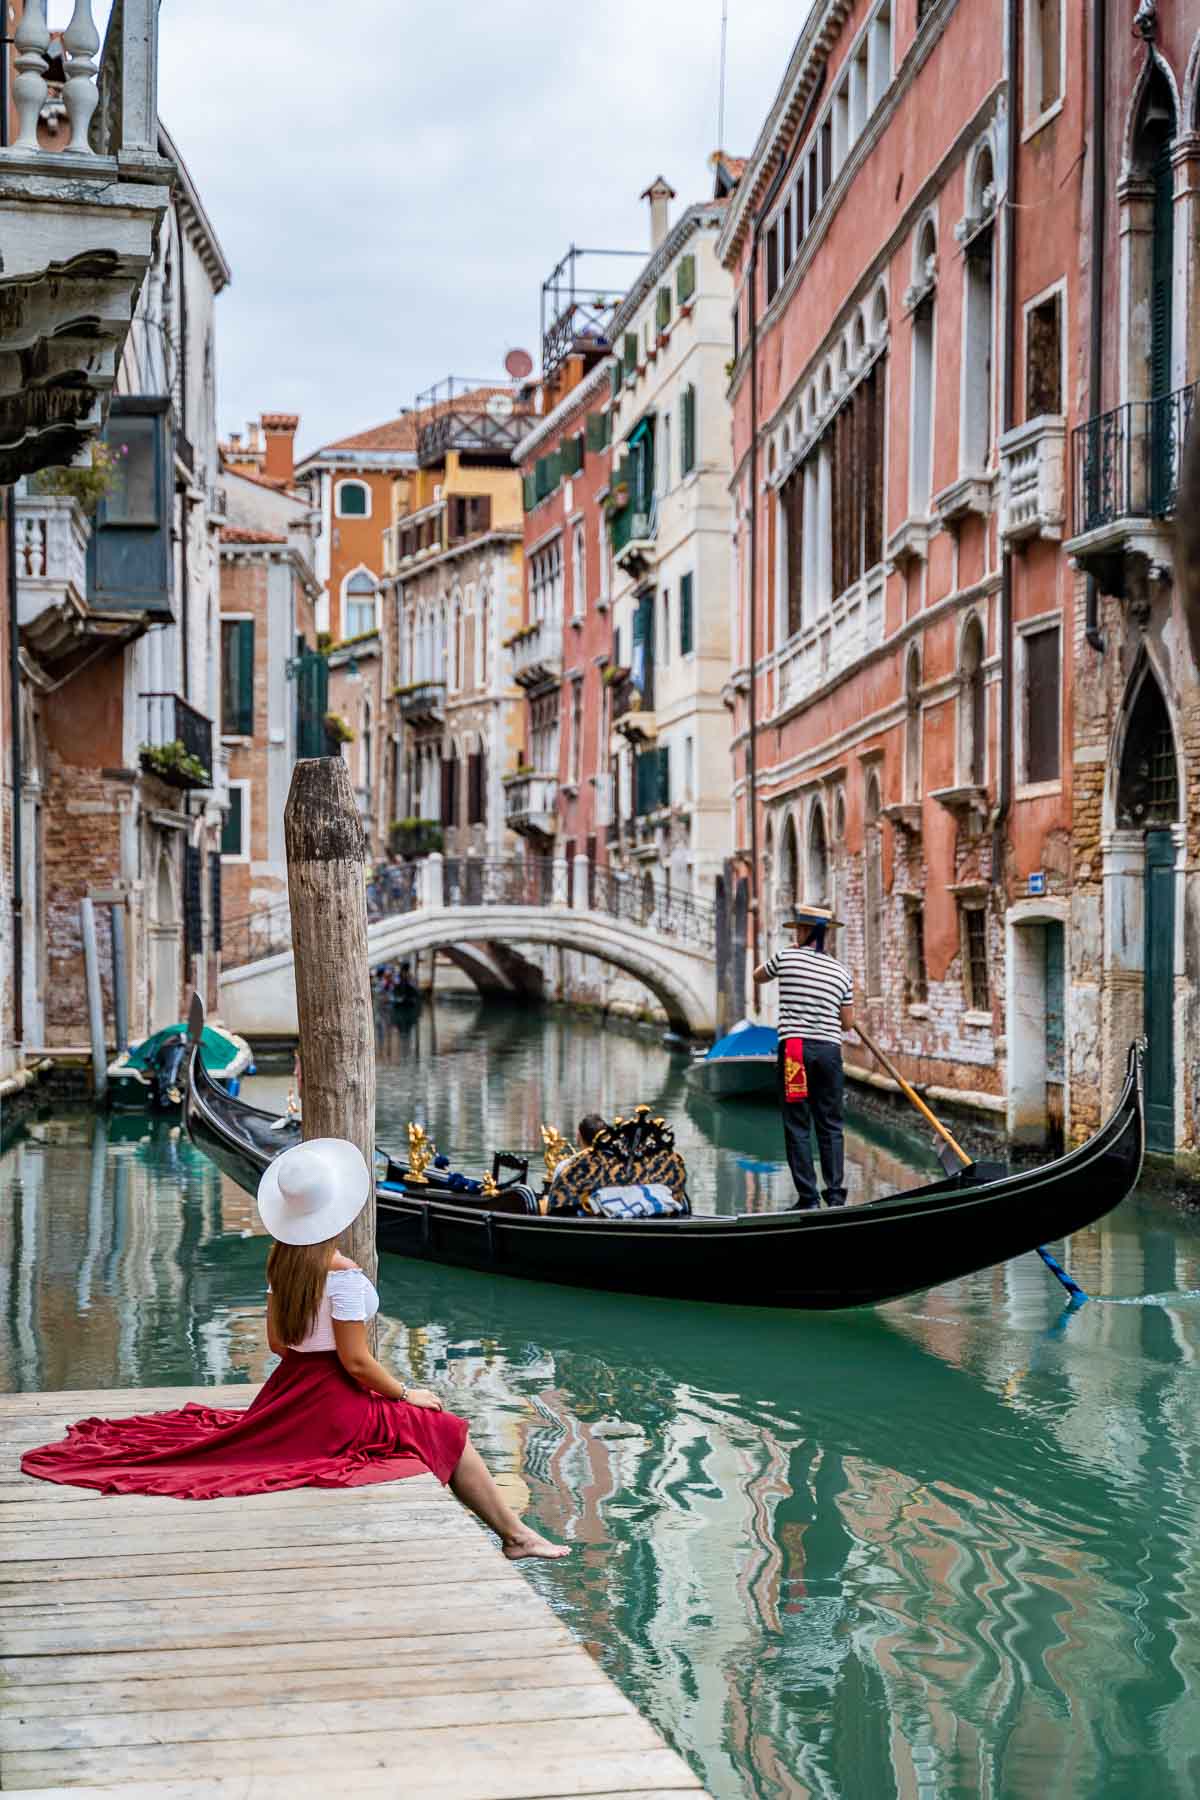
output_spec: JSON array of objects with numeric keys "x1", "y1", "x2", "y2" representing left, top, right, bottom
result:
[{"x1": 119, "y1": 1023, "x2": 243, "y2": 1076}]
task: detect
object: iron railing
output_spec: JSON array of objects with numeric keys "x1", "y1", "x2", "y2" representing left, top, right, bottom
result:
[
  {"x1": 220, "y1": 855, "x2": 717, "y2": 969},
  {"x1": 138, "y1": 692, "x2": 213, "y2": 789},
  {"x1": 1072, "y1": 381, "x2": 1197, "y2": 536}
]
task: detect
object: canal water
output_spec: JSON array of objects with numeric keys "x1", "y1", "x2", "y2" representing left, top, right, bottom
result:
[{"x1": 4, "y1": 999, "x2": 1200, "y2": 1798}]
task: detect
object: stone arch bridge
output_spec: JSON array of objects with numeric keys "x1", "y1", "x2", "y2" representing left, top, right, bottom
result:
[{"x1": 219, "y1": 854, "x2": 721, "y2": 1040}]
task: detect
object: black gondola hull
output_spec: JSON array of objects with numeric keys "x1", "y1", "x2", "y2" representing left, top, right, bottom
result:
[{"x1": 184, "y1": 1008, "x2": 1145, "y2": 1309}]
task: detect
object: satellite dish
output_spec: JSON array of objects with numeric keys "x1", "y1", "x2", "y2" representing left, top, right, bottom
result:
[
  {"x1": 486, "y1": 393, "x2": 516, "y2": 421},
  {"x1": 504, "y1": 348, "x2": 534, "y2": 380}
]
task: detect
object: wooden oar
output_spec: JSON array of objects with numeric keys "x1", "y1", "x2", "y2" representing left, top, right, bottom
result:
[
  {"x1": 854, "y1": 1022, "x2": 971, "y2": 1175},
  {"x1": 853, "y1": 1023, "x2": 1088, "y2": 1304}
]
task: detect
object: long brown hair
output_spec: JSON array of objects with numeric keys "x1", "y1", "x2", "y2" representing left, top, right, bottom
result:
[{"x1": 267, "y1": 1237, "x2": 338, "y2": 1347}]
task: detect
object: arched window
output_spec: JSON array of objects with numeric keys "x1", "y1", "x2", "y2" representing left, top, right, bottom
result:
[
  {"x1": 904, "y1": 645, "x2": 922, "y2": 803},
  {"x1": 962, "y1": 148, "x2": 995, "y2": 473},
  {"x1": 864, "y1": 774, "x2": 884, "y2": 999},
  {"x1": 910, "y1": 218, "x2": 937, "y2": 511},
  {"x1": 342, "y1": 568, "x2": 376, "y2": 638},
  {"x1": 780, "y1": 813, "x2": 799, "y2": 918},
  {"x1": 958, "y1": 615, "x2": 986, "y2": 786},
  {"x1": 450, "y1": 598, "x2": 463, "y2": 692},
  {"x1": 870, "y1": 283, "x2": 888, "y2": 342},
  {"x1": 335, "y1": 480, "x2": 370, "y2": 519},
  {"x1": 808, "y1": 804, "x2": 829, "y2": 905},
  {"x1": 1117, "y1": 668, "x2": 1179, "y2": 826},
  {"x1": 1132, "y1": 61, "x2": 1178, "y2": 420}
]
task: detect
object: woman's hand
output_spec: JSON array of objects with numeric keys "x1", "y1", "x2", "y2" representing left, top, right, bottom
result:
[{"x1": 404, "y1": 1387, "x2": 443, "y2": 1410}]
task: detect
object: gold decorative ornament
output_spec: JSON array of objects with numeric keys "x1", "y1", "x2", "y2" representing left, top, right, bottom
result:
[
  {"x1": 481, "y1": 1170, "x2": 499, "y2": 1198},
  {"x1": 541, "y1": 1123, "x2": 575, "y2": 1178},
  {"x1": 406, "y1": 1122, "x2": 435, "y2": 1185}
]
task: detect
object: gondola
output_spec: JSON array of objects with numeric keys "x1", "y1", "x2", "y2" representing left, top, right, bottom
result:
[{"x1": 183, "y1": 995, "x2": 1146, "y2": 1309}]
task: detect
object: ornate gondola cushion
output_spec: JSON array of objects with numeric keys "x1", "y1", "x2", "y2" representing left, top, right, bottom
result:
[
  {"x1": 546, "y1": 1109, "x2": 690, "y2": 1216},
  {"x1": 585, "y1": 1184, "x2": 687, "y2": 1219}
]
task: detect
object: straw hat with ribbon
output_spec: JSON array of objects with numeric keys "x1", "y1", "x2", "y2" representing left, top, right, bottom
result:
[{"x1": 787, "y1": 902, "x2": 844, "y2": 933}]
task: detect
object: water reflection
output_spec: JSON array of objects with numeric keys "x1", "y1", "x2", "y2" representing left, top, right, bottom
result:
[{"x1": 3, "y1": 1002, "x2": 1200, "y2": 1799}]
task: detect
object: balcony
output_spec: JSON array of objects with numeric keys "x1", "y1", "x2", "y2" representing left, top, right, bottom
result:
[
  {"x1": 394, "y1": 680, "x2": 446, "y2": 726},
  {"x1": 503, "y1": 772, "x2": 558, "y2": 840},
  {"x1": 610, "y1": 498, "x2": 658, "y2": 573},
  {"x1": 138, "y1": 692, "x2": 214, "y2": 791},
  {"x1": 15, "y1": 491, "x2": 147, "y2": 677},
  {"x1": 415, "y1": 376, "x2": 532, "y2": 469},
  {"x1": 1065, "y1": 384, "x2": 1195, "y2": 597},
  {"x1": 511, "y1": 617, "x2": 563, "y2": 691},
  {"x1": 999, "y1": 415, "x2": 1065, "y2": 543},
  {"x1": 775, "y1": 570, "x2": 886, "y2": 716},
  {"x1": 0, "y1": 1, "x2": 171, "y2": 484}
]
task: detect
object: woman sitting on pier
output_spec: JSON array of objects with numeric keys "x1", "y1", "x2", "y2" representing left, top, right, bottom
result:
[{"x1": 22, "y1": 1139, "x2": 567, "y2": 1562}]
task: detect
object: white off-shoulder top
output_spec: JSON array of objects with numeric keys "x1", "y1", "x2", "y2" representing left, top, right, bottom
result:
[{"x1": 278, "y1": 1267, "x2": 380, "y2": 1352}]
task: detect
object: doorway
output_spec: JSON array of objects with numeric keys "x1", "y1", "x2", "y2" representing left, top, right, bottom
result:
[
  {"x1": 1143, "y1": 829, "x2": 1175, "y2": 1152},
  {"x1": 1006, "y1": 908, "x2": 1068, "y2": 1148}
]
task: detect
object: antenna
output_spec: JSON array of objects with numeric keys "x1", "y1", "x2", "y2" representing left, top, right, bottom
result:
[{"x1": 718, "y1": 0, "x2": 729, "y2": 151}]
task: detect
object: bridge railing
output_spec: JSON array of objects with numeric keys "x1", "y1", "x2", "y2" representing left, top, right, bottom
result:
[{"x1": 222, "y1": 854, "x2": 716, "y2": 971}]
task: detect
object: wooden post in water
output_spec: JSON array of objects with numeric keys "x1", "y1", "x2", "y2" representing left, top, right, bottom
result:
[{"x1": 284, "y1": 757, "x2": 377, "y2": 1290}]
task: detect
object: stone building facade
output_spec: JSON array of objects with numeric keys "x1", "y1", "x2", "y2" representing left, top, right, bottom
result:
[
  {"x1": 12, "y1": 115, "x2": 228, "y2": 1068},
  {"x1": 607, "y1": 180, "x2": 737, "y2": 903},
  {"x1": 722, "y1": 0, "x2": 1087, "y2": 1146},
  {"x1": 216, "y1": 442, "x2": 320, "y2": 933},
  {"x1": 1062, "y1": 3, "x2": 1200, "y2": 1166}
]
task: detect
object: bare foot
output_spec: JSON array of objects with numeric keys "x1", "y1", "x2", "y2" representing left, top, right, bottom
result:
[{"x1": 502, "y1": 1527, "x2": 569, "y2": 1561}]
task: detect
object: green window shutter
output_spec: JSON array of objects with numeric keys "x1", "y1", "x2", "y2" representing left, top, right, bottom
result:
[
  {"x1": 222, "y1": 618, "x2": 255, "y2": 737},
  {"x1": 676, "y1": 253, "x2": 696, "y2": 304},
  {"x1": 221, "y1": 786, "x2": 243, "y2": 856},
  {"x1": 586, "y1": 412, "x2": 607, "y2": 455},
  {"x1": 562, "y1": 432, "x2": 584, "y2": 477},
  {"x1": 656, "y1": 285, "x2": 671, "y2": 331},
  {"x1": 657, "y1": 745, "x2": 671, "y2": 810},
  {"x1": 609, "y1": 360, "x2": 621, "y2": 400},
  {"x1": 614, "y1": 453, "x2": 632, "y2": 501},
  {"x1": 548, "y1": 448, "x2": 563, "y2": 489},
  {"x1": 534, "y1": 454, "x2": 555, "y2": 501},
  {"x1": 622, "y1": 332, "x2": 638, "y2": 381},
  {"x1": 681, "y1": 385, "x2": 697, "y2": 475},
  {"x1": 603, "y1": 409, "x2": 613, "y2": 448},
  {"x1": 522, "y1": 471, "x2": 536, "y2": 511},
  {"x1": 635, "y1": 750, "x2": 656, "y2": 816},
  {"x1": 680, "y1": 572, "x2": 694, "y2": 655}
]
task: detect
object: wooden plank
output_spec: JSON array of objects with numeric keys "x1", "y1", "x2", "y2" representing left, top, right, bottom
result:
[
  {"x1": 0, "y1": 1767, "x2": 701, "y2": 1799},
  {"x1": 0, "y1": 1623, "x2": 577, "y2": 1688},
  {"x1": 1, "y1": 1713, "x2": 669, "y2": 1787},
  {"x1": 0, "y1": 1537, "x2": 506, "y2": 1584},
  {"x1": 6, "y1": 1512, "x2": 478, "y2": 1562},
  {"x1": 0, "y1": 1387, "x2": 258, "y2": 1416},
  {"x1": 0, "y1": 1483, "x2": 460, "y2": 1525},
  {"x1": 0, "y1": 1683, "x2": 636, "y2": 1753},
  {"x1": 0, "y1": 1650, "x2": 605, "y2": 1719}
]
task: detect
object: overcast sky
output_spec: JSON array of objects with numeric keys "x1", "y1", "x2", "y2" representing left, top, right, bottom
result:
[{"x1": 146, "y1": 2, "x2": 800, "y2": 459}]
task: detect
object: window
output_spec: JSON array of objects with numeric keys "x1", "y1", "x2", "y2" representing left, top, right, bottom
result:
[
  {"x1": 571, "y1": 523, "x2": 586, "y2": 619},
  {"x1": 781, "y1": 355, "x2": 885, "y2": 628},
  {"x1": 681, "y1": 384, "x2": 697, "y2": 475},
  {"x1": 570, "y1": 679, "x2": 583, "y2": 786},
  {"x1": 1028, "y1": 0, "x2": 1062, "y2": 122},
  {"x1": 467, "y1": 751, "x2": 486, "y2": 826},
  {"x1": 905, "y1": 902, "x2": 928, "y2": 1005},
  {"x1": 864, "y1": 776, "x2": 884, "y2": 998},
  {"x1": 440, "y1": 751, "x2": 458, "y2": 827},
  {"x1": 765, "y1": 224, "x2": 780, "y2": 303},
  {"x1": 961, "y1": 905, "x2": 990, "y2": 1012},
  {"x1": 959, "y1": 615, "x2": 986, "y2": 786},
  {"x1": 868, "y1": 5, "x2": 892, "y2": 109},
  {"x1": 683, "y1": 735, "x2": 694, "y2": 801},
  {"x1": 680, "y1": 571, "x2": 694, "y2": 656},
  {"x1": 336, "y1": 481, "x2": 370, "y2": 519},
  {"x1": 635, "y1": 745, "x2": 670, "y2": 815},
  {"x1": 904, "y1": 646, "x2": 922, "y2": 803},
  {"x1": 221, "y1": 782, "x2": 249, "y2": 859},
  {"x1": 661, "y1": 412, "x2": 672, "y2": 495},
  {"x1": 221, "y1": 619, "x2": 255, "y2": 737},
  {"x1": 104, "y1": 415, "x2": 160, "y2": 525},
  {"x1": 1117, "y1": 670, "x2": 1178, "y2": 826},
  {"x1": 963, "y1": 158, "x2": 995, "y2": 471},
  {"x1": 530, "y1": 539, "x2": 564, "y2": 624},
  {"x1": 656, "y1": 284, "x2": 672, "y2": 332},
  {"x1": 1025, "y1": 291, "x2": 1062, "y2": 417},
  {"x1": 808, "y1": 805, "x2": 829, "y2": 904},
  {"x1": 732, "y1": 299, "x2": 741, "y2": 364},
  {"x1": 1022, "y1": 624, "x2": 1061, "y2": 783},
  {"x1": 88, "y1": 399, "x2": 171, "y2": 614},
  {"x1": 343, "y1": 569, "x2": 377, "y2": 639},
  {"x1": 910, "y1": 220, "x2": 937, "y2": 512},
  {"x1": 661, "y1": 586, "x2": 671, "y2": 667},
  {"x1": 531, "y1": 692, "x2": 560, "y2": 775}
]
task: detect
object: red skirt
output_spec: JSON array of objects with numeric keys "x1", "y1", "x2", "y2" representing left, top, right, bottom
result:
[{"x1": 19, "y1": 1351, "x2": 470, "y2": 1501}]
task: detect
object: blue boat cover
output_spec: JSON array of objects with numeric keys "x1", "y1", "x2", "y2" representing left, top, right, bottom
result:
[{"x1": 704, "y1": 1021, "x2": 777, "y2": 1061}]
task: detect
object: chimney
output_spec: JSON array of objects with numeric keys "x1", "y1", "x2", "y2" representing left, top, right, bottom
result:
[
  {"x1": 261, "y1": 412, "x2": 300, "y2": 486},
  {"x1": 641, "y1": 176, "x2": 677, "y2": 250}
]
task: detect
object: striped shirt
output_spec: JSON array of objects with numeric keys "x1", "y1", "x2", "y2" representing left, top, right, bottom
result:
[{"x1": 760, "y1": 945, "x2": 853, "y2": 1045}]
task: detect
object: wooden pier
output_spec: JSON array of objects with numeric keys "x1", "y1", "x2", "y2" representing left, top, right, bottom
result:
[{"x1": 0, "y1": 1387, "x2": 709, "y2": 1798}]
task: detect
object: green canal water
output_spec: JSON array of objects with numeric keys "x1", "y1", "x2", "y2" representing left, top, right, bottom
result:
[{"x1": 4, "y1": 1000, "x2": 1200, "y2": 1798}]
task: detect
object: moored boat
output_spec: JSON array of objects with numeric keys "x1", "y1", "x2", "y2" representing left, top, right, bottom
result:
[
  {"x1": 183, "y1": 996, "x2": 1146, "y2": 1310},
  {"x1": 110, "y1": 1020, "x2": 253, "y2": 1112},
  {"x1": 686, "y1": 1020, "x2": 777, "y2": 1099}
]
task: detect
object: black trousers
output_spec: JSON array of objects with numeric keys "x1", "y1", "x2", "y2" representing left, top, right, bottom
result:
[{"x1": 776, "y1": 1040, "x2": 847, "y2": 1208}]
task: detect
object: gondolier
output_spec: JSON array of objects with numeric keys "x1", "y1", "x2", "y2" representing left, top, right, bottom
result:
[{"x1": 753, "y1": 902, "x2": 854, "y2": 1209}]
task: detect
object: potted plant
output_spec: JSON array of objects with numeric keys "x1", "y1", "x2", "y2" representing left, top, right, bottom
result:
[
  {"x1": 388, "y1": 818, "x2": 443, "y2": 858},
  {"x1": 323, "y1": 711, "x2": 356, "y2": 748},
  {"x1": 29, "y1": 440, "x2": 123, "y2": 517},
  {"x1": 139, "y1": 740, "x2": 210, "y2": 789}
]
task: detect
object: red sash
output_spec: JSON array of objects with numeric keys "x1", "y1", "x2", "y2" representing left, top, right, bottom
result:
[{"x1": 783, "y1": 1037, "x2": 808, "y2": 1102}]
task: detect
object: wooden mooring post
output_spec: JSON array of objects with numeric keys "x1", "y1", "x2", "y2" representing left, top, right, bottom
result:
[{"x1": 283, "y1": 757, "x2": 377, "y2": 1289}]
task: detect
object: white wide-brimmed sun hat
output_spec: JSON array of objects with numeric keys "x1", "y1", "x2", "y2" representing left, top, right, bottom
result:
[{"x1": 257, "y1": 1138, "x2": 370, "y2": 1245}]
